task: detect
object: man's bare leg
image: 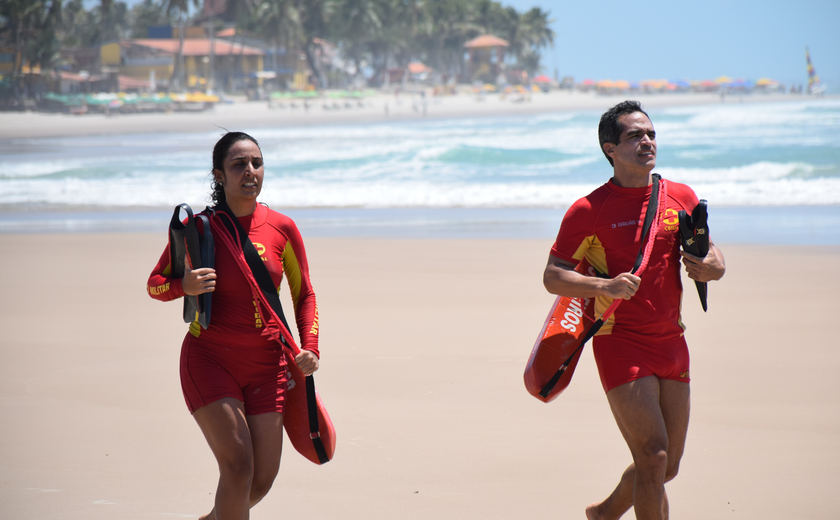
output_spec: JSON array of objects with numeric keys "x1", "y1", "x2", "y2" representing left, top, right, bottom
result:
[{"x1": 585, "y1": 377, "x2": 690, "y2": 520}]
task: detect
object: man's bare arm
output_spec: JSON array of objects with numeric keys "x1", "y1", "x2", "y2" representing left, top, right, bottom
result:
[
  {"x1": 543, "y1": 255, "x2": 641, "y2": 301},
  {"x1": 680, "y1": 241, "x2": 726, "y2": 283}
]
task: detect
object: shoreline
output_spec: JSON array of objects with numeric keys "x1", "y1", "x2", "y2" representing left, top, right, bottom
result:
[
  {"x1": 0, "y1": 91, "x2": 831, "y2": 140},
  {"x1": 1, "y1": 205, "x2": 839, "y2": 245}
]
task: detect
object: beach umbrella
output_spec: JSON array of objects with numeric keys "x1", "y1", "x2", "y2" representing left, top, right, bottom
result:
[
  {"x1": 533, "y1": 75, "x2": 552, "y2": 83},
  {"x1": 596, "y1": 79, "x2": 615, "y2": 88},
  {"x1": 640, "y1": 79, "x2": 668, "y2": 89},
  {"x1": 581, "y1": 79, "x2": 595, "y2": 85},
  {"x1": 756, "y1": 78, "x2": 778, "y2": 86},
  {"x1": 715, "y1": 76, "x2": 733, "y2": 84},
  {"x1": 614, "y1": 80, "x2": 630, "y2": 89}
]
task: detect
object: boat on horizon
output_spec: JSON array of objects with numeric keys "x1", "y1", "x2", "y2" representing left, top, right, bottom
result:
[{"x1": 806, "y1": 47, "x2": 828, "y2": 95}]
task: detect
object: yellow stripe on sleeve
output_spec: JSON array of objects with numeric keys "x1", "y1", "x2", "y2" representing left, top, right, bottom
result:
[{"x1": 281, "y1": 243, "x2": 303, "y2": 309}]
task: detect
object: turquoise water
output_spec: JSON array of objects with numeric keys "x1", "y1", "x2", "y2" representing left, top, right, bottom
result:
[{"x1": 1, "y1": 99, "x2": 839, "y2": 243}]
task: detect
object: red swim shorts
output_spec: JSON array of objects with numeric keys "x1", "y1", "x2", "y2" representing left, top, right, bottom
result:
[
  {"x1": 592, "y1": 334, "x2": 690, "y2": 393},
  {"x1": 179, "y1": 334, "x2": 288, "y2": 415}
]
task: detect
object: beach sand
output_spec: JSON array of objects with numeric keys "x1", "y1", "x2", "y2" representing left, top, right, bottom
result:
[
  {"x1": 0, "y1": 91, "x2": 818, "y2": 140},
  {"x1": 1, "y1": 233, "x2": 838, "y2": 519}
]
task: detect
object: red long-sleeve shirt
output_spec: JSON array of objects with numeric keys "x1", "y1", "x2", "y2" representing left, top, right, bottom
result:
[{"x1": 147, "y1": 204, "x2": 319, "y2": 356}]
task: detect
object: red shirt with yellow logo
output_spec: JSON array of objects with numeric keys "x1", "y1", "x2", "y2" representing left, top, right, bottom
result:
[
  {"x1": 550, "y1": 178, "x2": 699, "y2": 344},
  {"x1": 147, "y1": 203, "x2": 319, "y2": 356}
]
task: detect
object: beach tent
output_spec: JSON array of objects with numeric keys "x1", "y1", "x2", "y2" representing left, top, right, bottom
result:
[
  {"x1": 464, "y1": 34, "x2": 509, "y2": 84},
  {"x1": 408, "y1": 62, "x2": 430, "y2": 75}
]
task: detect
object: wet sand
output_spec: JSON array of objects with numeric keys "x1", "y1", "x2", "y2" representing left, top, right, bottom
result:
[{"x1": 0, "y1": 234, "x2": 838, "y2": 519}]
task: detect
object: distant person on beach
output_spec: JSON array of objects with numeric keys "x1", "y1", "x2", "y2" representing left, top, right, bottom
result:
[
  {"x1": 147, "y1": 132, "x2": 321, "y2": 520},
  {"x1": 543, "y1": 100, "x2": 725, "y2": 520}
]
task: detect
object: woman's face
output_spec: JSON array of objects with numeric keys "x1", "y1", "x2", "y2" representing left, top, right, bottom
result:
[{"x1": 215, "y1": 139, "x2": 264, "y2": 207}]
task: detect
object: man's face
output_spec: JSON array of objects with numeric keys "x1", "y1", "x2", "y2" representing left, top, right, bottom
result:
[{"x1": 605, "y1": 112, "x2": 657, "y2": 176}]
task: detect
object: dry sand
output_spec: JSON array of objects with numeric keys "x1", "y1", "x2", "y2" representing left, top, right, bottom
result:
[
  {"x1": 1, "y1": 234, "x2": 838, "y2": 519},
  {"x1": 0, "y1": 91, "x2": 819, "y2": 140}
]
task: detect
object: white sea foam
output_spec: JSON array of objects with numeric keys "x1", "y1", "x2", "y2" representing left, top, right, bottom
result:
[
  {"x1": 4, "y1": 172, "x2": 839, "y2": 208},
  {"x1": 658, "y1": 162, "x2": 814, "y2": 183},
  {"x1": 2, "y1": 99, "x2": 838, "y2": 209},
  {"x1": 691, "y1": 178, "x2": 840, "y2": 206}
]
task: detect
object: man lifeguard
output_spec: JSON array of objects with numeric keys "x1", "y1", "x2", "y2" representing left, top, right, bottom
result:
[{"x1": 543, "y1": 100, "x2": 726, "y2": 520}]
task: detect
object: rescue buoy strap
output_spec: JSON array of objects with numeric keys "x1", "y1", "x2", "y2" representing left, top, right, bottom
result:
[{"x1": 214, "y1": 200, "x2": 329, "y2": 464}]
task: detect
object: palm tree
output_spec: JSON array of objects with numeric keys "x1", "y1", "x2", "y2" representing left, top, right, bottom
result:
[
  {"x1": 164, "y1": 0, "x2": 200, "y2": 91},
  {"x1": 295, "y1": 0, "x2": 334, "y2": 88},
  {"x1": 518, "y1": 6, "x2": 554, "y2": 74},
  {"x1": 0, "y1": 0, "x2": 61, "y2": 101},
  {"x1": 331, "y1": 0, "x2": 380, "y2": 85},
  {"x1": 416, "y1": 0, "x2": 475, "y2": 77},
  {"x1": 240, "y1": 0, "x2": 302, "y2": 88}
]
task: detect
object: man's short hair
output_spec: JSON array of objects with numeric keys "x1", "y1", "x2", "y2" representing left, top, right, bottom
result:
[{"x1": 598, "y1": 100, "x2": 650, "y2": 166}]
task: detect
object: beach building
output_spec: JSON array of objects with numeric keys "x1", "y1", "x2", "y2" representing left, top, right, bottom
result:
[
  {"x1": 0, "y1": 45, "x2": 16, "y2": 76},
  {"x1": 101, "y1": 33, "x2": 266, "y2": 93}
]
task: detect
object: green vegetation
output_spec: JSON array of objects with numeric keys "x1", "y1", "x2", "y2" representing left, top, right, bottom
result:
[{"x1": 1, "y1": 0, "x2": 554, "y2": 93}]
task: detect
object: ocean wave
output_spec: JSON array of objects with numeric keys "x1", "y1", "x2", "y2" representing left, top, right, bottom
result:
[
  {"x1": 3, "y1": 100, "x2": 839, "y2": 210},
  {"x1": 7, "y1": 175, "x2": 839, "y2": 209},
  {"x1": 0, "y1": 160, "x2": 89, "y2": 179},
  {"x1": 692, "y1": 178, "x2": 840, "y2": 206},
  {"x1": 259, "y1": 180, "x2": 601, "y2": 208},
  {"x1": 658, "y1": 162, "x2": 815, "y2": 183}
]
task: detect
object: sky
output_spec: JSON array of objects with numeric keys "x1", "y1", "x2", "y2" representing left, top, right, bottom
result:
[{"x1": 505, "y1": 0, "x2": 839, "y2": 89}]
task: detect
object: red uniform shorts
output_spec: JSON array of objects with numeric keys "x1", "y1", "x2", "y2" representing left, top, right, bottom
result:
[
  {"x1": 179, "y1": 334, "x2": 288, "y2": 415},
  {"x1": 592, "y1": 334, "x2": 690, "y2": 393}
]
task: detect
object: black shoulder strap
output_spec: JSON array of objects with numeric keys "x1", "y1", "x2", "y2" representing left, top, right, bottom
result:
[
  {"x1": 631, "y1": 173, "x2": 661, "y2": 274},
  {"x1": 214, "y1": 202, "x2": 329, "y2": 464},
  {"x1": 214, "y1": 203, "x2": 292, "y2": 340}
]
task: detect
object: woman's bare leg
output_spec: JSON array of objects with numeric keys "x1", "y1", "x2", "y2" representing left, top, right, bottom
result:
[
  {"x1": 245, "y1": 412, "x2": 284, "y2": 507},
  {"x1": 192, "y1": 398, "x2": 285, "y2": 520},
  {"x1": 193, "y1": 398, "x2": 254, "y2": 520}
]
